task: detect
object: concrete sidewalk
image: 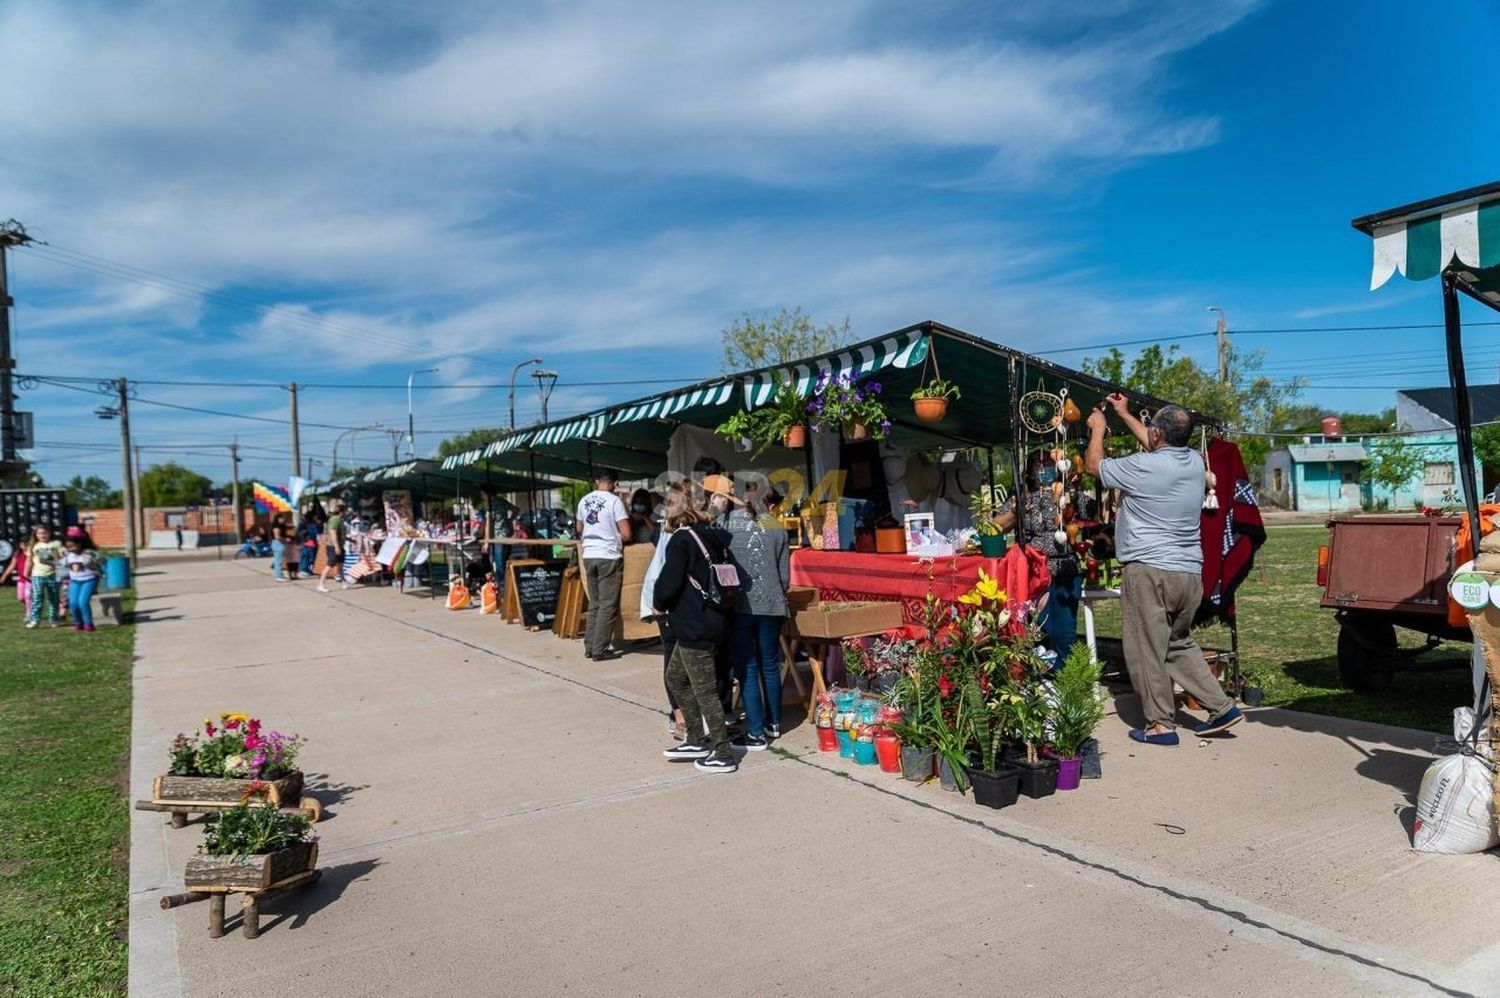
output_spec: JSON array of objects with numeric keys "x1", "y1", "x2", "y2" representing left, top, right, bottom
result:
[{"x1": 128, "y1": 556, "x2": 1500, "y2": 997}]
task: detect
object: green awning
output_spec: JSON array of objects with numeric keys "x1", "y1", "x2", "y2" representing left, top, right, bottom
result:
[{"x1": 1354, "y1": 181, "x2": 1500, "y2": 307}]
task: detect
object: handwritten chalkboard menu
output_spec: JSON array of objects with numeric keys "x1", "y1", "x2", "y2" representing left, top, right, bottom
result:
[
  {"x1": 0, "y1": 489, "x2": 67, "y2": 546},
  {"x1": 516, "y1": 559, "x2": 568, "y2": 628}
]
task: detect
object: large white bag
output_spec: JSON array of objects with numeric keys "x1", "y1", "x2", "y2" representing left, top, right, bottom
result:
[{"x1": 1411, "y1": 709, "x2": 1498, "y2": 854}]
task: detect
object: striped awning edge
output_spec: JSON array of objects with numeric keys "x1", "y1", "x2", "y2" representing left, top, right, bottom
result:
[
  {"x1": 740, "y1": 331, "x2": 929, "y2": 409},
  {"x1": 1371, "y1": 199, "x2": 1500, "y2": 290}
]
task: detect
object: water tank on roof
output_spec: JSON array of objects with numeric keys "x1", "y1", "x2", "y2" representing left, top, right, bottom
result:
[{"x1": 1321, "y1": 416, "x2": 1342, "y2": 437}]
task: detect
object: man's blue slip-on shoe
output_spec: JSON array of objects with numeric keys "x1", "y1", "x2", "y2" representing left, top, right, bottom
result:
[
  {"x1": 1194, "y1": 704, "x2": 1244, "y2": 736},
  {"x1": 1128, "y1": 728, "x2": 1180, "y2": 746}
]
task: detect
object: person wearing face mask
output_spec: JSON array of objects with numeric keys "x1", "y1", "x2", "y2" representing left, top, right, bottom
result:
[
  {"x1": 627, "y1": 488, "x2": 659, "y2": 546},
  {"x1": 993, "y1": 449, "x2": 1079, "y2": 663}
]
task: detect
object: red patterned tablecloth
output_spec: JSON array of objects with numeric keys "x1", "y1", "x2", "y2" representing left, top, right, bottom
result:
[{"x1": 789, "y1": 549, "x2": 1007, "y2": 625}]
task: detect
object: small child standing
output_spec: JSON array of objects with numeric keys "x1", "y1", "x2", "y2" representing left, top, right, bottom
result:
[
  {"x1": 63, "y1": 535, "x2": 101, "y2": 632},
  {"x1": 25, "y1": 525, "x2": 64, "y2": 628},
  {"x1": 0, "y1": 537, "x2": 30, "y2": 621}
]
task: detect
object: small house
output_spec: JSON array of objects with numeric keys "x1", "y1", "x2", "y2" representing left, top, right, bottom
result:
[{"x1": 1262, "y1": 441, "x2": 1367, "y2": 512}]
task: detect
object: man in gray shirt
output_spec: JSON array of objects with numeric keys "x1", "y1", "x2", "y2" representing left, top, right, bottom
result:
[{"x1": 1086, "y1": 394, "x2": 1244, "y2": 745}]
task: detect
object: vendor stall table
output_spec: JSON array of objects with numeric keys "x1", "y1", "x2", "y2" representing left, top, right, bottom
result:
[
  {"x1": 398, "y1": 539, "x2": 477, "y2": 598},
  {"x1": 789, "y1": 549, "x2": 1008, "y2": 625},
  {"x1": 1080, "y1": 586, "x2": 1119, "y2": 667}
]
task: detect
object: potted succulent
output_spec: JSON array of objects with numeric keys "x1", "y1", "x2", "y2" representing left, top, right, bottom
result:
[
  {"x1": 714, "y1": 376, "x2": 810, "y2": 455},
  {"x1": 1050, "y1": 644, "x2": 1108, "y2": 790},
  {"x1": 969, "y1": 486, "x2": 1008, "y2": 558},
  {"x1": 807, "y1": 372, "x2": 890, "y2": 441},
  {"x1": 910, "y1": 377, "x2": 961, "y2": 422},
  {"x1": 184, "y1": 791, "x2": 317, "y2": 893}
]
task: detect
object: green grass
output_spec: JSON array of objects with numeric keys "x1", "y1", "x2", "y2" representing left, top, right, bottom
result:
[
  {"x1": 1091, "y1": 525, "x2": 1474, "y2": 734},
  {"x1": 0, "y1": 591, "x2": 134, "y2": 997}
]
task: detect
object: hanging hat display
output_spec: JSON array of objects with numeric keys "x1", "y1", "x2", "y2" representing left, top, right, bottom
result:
[
  {"x1": 905, "y1": 454, "x2": 942, "y2": 503},
  {"x1": 882, "y1": 449, "x2": 908, "y2": 485}
]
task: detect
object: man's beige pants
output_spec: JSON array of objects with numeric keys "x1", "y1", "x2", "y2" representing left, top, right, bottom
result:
[{"x1": 1120, "y1": 562, "x2": 1232, "y2": 728}]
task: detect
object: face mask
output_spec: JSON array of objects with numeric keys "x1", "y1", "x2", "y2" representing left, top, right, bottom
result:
[{"x1": 1037, "y1": 467, "x2": 1058, "y2": 486}]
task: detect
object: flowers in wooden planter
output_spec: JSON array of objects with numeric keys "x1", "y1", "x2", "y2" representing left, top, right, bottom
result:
[{"x1": 169, "y1": 711, "x2": 305, "y2": 781}]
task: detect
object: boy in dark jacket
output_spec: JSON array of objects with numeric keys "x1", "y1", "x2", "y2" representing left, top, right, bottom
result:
[{"x1": 653, "y1": 510, "x2": 737, "y2": 773}]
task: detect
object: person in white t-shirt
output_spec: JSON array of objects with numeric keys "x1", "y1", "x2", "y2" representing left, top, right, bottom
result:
[{"x1": 575, "y1": 470, "x2": 632, "y2": 660}]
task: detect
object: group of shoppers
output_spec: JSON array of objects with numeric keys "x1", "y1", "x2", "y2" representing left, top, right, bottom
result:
[
  {"x1": 575, "y1": 462, "x2": 791, "y2": 776},
  {"x1": 0, "y1": 523, "x2": 103, "y2": 631},
  {"x1": 265, "y1": 502, "x2": 348, "y2": 590}
]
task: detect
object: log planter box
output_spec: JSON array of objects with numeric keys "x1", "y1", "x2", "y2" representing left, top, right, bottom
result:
[
  {"x1": 164, "y1": 842, "x2": 321, "y2": 939},
  {"x1": 136, "y1": 772, "x2": 320, "y2": 827}
]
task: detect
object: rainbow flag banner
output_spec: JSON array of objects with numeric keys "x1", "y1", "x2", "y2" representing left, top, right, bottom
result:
[{"x1": 253, "y1": 482, "x2": 292, "y2": 514}]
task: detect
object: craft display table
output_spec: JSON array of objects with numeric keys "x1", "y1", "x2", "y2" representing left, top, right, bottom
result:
[
  {"x1": 789, "y1": 549, "x2": 1009, "y2": 625},
  {"x1": 1079, "y1": 586, "x2": 1120, "y2": 666}
]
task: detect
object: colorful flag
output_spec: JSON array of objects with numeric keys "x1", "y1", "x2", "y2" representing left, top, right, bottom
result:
[{"x1": 253, "y1": 483, "x2": 292, "y2": 514}]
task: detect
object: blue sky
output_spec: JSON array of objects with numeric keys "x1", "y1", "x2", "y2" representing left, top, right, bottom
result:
[{"x1": 3, "y1": 0, "x2": 1497, "y2": 489}]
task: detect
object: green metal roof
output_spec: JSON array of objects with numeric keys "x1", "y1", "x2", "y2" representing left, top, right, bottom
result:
[
  {"x1": 443, "y1": 321, "x2": 1207, "y2": 474},
  {"x1": 308, "y1": 459, "x2": 564, "y2": 498}
]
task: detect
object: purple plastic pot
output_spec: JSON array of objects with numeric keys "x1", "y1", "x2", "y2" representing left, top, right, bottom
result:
[{"x1": 1056, "y1": 756, "x2": 1082, "y2": 791}]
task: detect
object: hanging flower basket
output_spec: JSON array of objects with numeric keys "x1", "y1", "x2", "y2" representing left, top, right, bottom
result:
[
  {"x1": 913, "y1": 396, "x2": 949, "y2": 422},
  {"x1": 783, "y1": 424, "x2": 807, "y2": 449}
]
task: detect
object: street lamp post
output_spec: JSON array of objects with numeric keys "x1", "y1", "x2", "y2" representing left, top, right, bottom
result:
[
  {"x1": 406, "y1": 368, "x2": 438, "y2": 459},
  {"x1": 333, "y1": 421, "x2": 383, "y2": 479},
  {"x1": 509, "y1": 357, "x2": 543, "y2": 430}
]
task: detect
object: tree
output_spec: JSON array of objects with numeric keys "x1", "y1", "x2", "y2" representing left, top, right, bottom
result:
[
  {"x1": 437, "y1": 427, "x2": 505, "y2": 459},
  {"x1": 64, "y1": 474, "x2": 122, "y2": 508},
  {"x1": 1081, "y1": 343, "x2": 1305, "y2": 473},
  {"x1": 138, "y1": 462, "x2": 212, "y2": 507},
  {"x1": 1364, "y1": 438, "x2": 1429, "y2": 499},
  {"x1": 721, "y1": 307, "x2": 853, "y2": 373}
]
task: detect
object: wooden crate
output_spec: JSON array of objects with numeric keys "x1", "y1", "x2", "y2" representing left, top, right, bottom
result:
[
  {"x1": 153, "y1": 771, "x2": 304, "y2": 809},
  {"x1": 185, "y1": 841, "x2": 318, "y2": 891}
]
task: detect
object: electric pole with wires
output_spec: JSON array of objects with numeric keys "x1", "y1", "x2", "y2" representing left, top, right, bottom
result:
[{"x1": 0, "y1": 219, "x2": 34, "y2": 485}]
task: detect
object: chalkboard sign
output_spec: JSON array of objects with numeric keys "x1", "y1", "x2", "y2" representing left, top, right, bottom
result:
[
  {"x1": 0, "y1": 489, "x2": 67, "y2": 547},
  {"x1": 516, "y1": 559, "x2": 568, "y2": 628}
]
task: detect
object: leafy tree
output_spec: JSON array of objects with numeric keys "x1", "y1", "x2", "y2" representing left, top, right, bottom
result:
[
  {"x1": 1473, "y1": 423, "x2": 1500, "y2": 473},
  {"x1": 721, "y1": 307, "x2": 853, "y2": 373},
  {"x1": 64, "y1": 474, "x2": 122, "y2": 508},
  {"x1": 437, "y1": 427, "x2": 505, "y2": 459},
  {"x1": 138, "y1": 462, "x2": 212, "y2": 507},
  {"x1": 1364, "y1": 438, "x2": 1429, "y2": 495},
  {"x1": 559, "y1": 479, "x2": 592, "y2": 512},
  {"x1": 1081, "y1": 343, "x2": 1305, "y2": 473}
]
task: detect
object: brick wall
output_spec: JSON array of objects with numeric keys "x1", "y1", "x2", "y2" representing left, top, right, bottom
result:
[{"x1": 78, "y1": 506, "x2": 258, "y2": 548}]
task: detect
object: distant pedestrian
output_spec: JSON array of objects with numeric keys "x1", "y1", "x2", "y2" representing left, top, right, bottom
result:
[
  {"x1": 575, "y1": 470, "x2": 631, "y2": 661},
  {"x1": 1086, "y1": 394, "x2": 1243, "y2": 745},
  {"x1": 63, "y1": 531, "x2": 101, "y2": 632},
  {"x1": 269, "y1": 514, "x2": 294, "y2": 582},
  {"x1": 297, "y1": 514, "x2": 321, "y2": 578},
  {"x1": 25, "y1": 524, "x2": 64, "y2": 628},
  {"x1": 723, "y1": 478, "x2": 790, "y2": 751},
  {"x1": 175, "y1": 526, "x2": 184, "y2": 550},
  {"x1": 318, "y1": 502, "x2": 348, "y2": 592}
]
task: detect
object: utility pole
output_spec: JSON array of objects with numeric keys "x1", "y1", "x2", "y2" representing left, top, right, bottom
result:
[
  {"x1": 133, "y1": 443, "x2": 146, "y2": 545},
  {"x1": 1208, "y1": 306, "x2": 1229, "y2": 385},
  {"x1": 532, "y1": 368, "x2": 559, "y2": 424},
  {"x1": 386, "y1": 428, "x2": 403, "y2": 463},
  {"x1": 0, "y1": 220, "x2": 34, "y2": 485},
  {"x1": 116, "y1": 378, "x2": 136, "y2": 567},
  {"x1": 288, "y1": 382, "x2": 301, "y2": 526},
  {"x1": 229, "y1": 441, "x2": 242, "y2": 545}
]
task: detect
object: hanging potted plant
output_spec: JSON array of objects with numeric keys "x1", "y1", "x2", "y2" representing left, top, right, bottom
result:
[
  {"x1": 714, "y1": 376, "x2": 810, "y2": 455},
  {"x1": 807, "y1": 372, "x2": 890, "y2": 442},
  {"x1": 1049, "y1": 644, "x2": 1108, "y2": 791},
  {"x1": 910, "y1": 377, "x2": 961, "y2": 423}
]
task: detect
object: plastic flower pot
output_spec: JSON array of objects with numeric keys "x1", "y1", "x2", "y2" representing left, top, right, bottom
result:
[
  {"x1": 783, "y1": 424, "x2": 807, "y2": 449},
  {"x1": 853, "y1": 739, "x2": 878, "y2": 766},
  {"x1": 978, "y1": 533, "x2": 1007, "y2": 558},
  {"x1": 1015, "y1": 758, "x2": 1060, "y2": 799},
  {"x1": 871, "y1": 672, "x2": 899, "y2": 695},
  {"x1": 900, "y1": 745, "x2": 933, "y2": 782},
  {"x1": 965, "y1": 765, "x2": 1022, "y2": 809},
  {"x1": 913, "y1": 397, "x2": 948, "y2": 422},
  {"x1": 836, "y1": 729, "x2": 855, "y2": 758},
  {"x1": 874, "y1": 733, "x2": 901, "y2": 772},
  {"x1": 937, "y1": 756, "x2": 965, "y2": 792},
  {"x1": 817, "y1": 727, "x2": 839, "y2": 752},
  {"x1": 1056, "y1": 757, "x2": 1082, "y2": 791}
]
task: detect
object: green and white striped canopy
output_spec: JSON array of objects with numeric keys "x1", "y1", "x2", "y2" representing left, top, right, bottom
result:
[{"x1": 1356, "y1": 182, "x2": 1500, "y2": 306}]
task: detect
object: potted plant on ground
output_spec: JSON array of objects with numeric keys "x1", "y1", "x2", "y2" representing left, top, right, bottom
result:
[
  {"x1": 951, "y1": 569, "x2": 1022, "y2": 808},
  {"x1": 154, "y1": 713, "x2": 308, "y2": 817},
  {"x1": 714, "y1": 376, "x2": 810, "y2": 454},
  {"x1": 887, "y1": 647, "x2": 940, "y2": 783},
  {"x1": 969, "y1": 486, "x2": 1008, "y2": 558},
  {"x1": 1050, "y1": 644, "x2": 1108, "y2": 791},
  {"x1": 995, "y1": 637, "x2": 1060, "y2": 799},
  {"x1": 911, "y1": 377, "x2": 961, "y2": 422},
  {"x1": 184, "y1": 790, "x2": 317, "y2": 893},
  {"x1": 807, "y1": 371, "x2": 890, "y2": 441}
]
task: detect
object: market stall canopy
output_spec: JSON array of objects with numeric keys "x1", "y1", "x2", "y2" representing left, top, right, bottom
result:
[
  {"x1": 1353, "y1": 180, "x2": 1500, "y2": 310},
  {"x1": 443, "y1": 321, "x2": 1213, "y2": 473},
  {"x1": 308, "y1": 459, "x2": 563, "y2": 498}
]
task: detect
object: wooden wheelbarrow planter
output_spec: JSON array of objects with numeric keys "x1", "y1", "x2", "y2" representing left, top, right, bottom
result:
[
  {"x1": 134, "y1": 772, "x2": 321, "y2": 827},
  {"x1": 160, "y1": 842, "x2": 320, "y2": 939}
]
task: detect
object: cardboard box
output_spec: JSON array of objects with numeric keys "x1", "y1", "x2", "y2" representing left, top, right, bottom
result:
[
  {"x1": 790, "y1": 600, "x2": 902, "y2": 639},
  {"x1": 620, "y1": 581, "x2": 658, "y2": 641},
  {"x1": 786, "y1": 586, "x2": 820, "y2": 610}
]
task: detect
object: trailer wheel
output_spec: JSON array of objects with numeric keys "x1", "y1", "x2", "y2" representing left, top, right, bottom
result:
[{"x1": 1337, "y1": 617, "x2": 1397, "y2": 692}]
